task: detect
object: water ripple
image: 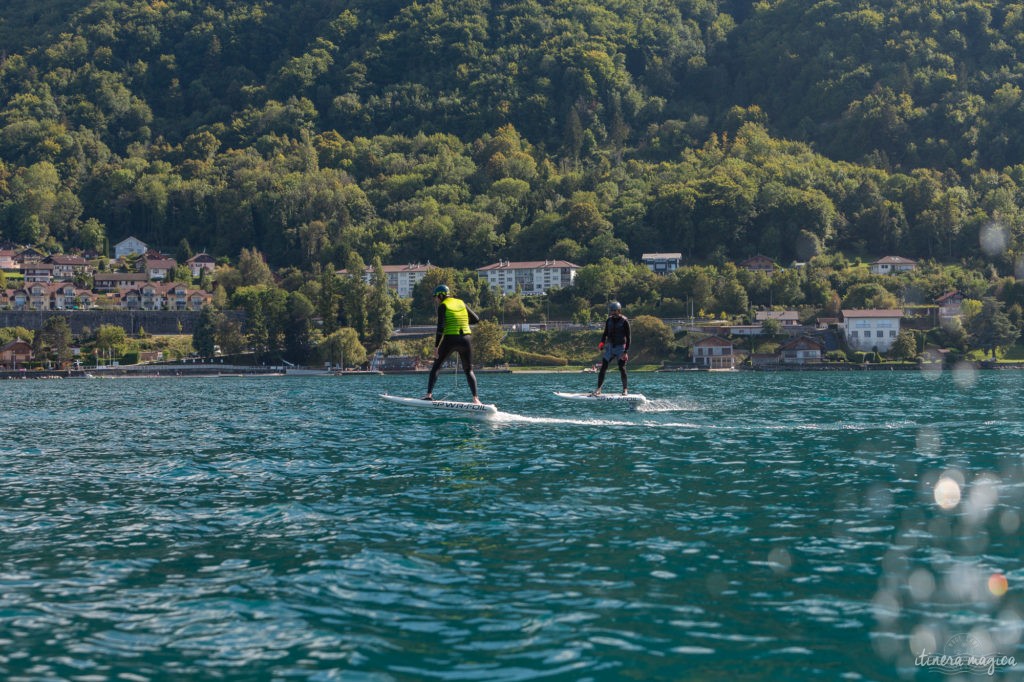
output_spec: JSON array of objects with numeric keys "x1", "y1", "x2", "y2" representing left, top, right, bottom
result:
[{"x1": 0, "y1": 372, "x2": 1020, "y2": 679}]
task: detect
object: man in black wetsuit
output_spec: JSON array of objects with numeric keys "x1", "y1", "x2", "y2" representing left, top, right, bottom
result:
[
  {"x1": 592, "y1": 300, "x2": 630, "y2": 395},
  {"x1": 423, "y1": 284, "x2": 483, "y2": 404}
]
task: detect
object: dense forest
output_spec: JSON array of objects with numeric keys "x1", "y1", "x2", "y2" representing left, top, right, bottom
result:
[{"x1": 3, "y1": 0, "x2": 1024, "y2": 278}]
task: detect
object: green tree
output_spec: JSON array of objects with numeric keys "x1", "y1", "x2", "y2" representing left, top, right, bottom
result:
[
  {"x1": 237, "y1": 248, "x2": 275, "y2": 287},
  {"x1": 761, "y1": 317, "x2": 783, "y2": 337},
  {"x1": 0, "y1": 327, "x2": 33, "y2": 345},
  {"x1": 319, "y1": 327, "x2": 366, "y2": 368},
  {"x1": 842, "y1": 282, "x2": 898, "y2": 310},
  {"x1": 472, "y1": 319, "x2": 504, "y2": 366},
  {"x1": 192, "y1": 307, "x2": 222, "y2": 358},
  {"x1": 40, "y1": 316, "x2": 72, "y2": 365},
  {"x1": 890, "y1": 328, "x2": 918, "y2": 360},
  {"x1": 318, "y1": 265, "x2": 340, "y2": 334},
  {"x1": 340, "y1": 252, "x2": 369, "y2": 336},
  {"x1": 232, "y1": 285, "x2": 288, "y2": 357},
  {"x1": 95, "y1": 324, "x2": 127, "y2": 356},
  {"x1": 283, "y1": 291, "x2": 316, "y2": 364},
  {"x1": 365, "y1": 256, "x2": 394, "y2": 350},
  {"x1": 968, "y1": 298, "x2": 1019, "y2": 359},
  {"x1": 627, "y1": 315, "x2": 675, "y2": 360}
]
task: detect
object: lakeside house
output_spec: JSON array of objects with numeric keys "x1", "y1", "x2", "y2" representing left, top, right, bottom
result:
[
  {"x1": 641, "y1": 253, "x2": 682, "y2": 275},
  {"x1": 0, "y1": 338, "x2": 32, "y2": 368},
  {"x1": 94, "y1": 272, "x2": 150, "y2": 291},
  {"x1": 21, "y1": 263, "x2": 55, "y2": 283},
  {"x1": 476, "y1": 259, "x2": 579, "y2": 295},
  {"x1": 935, "y1": 290, "x2": 964, "y2": 323},
  {"x1": 45, "y1": 254, "x2": 91, "y2": 281},
  {"x1": 16, "y1": 247, "x2": 45, "y2": 264},
  {"x1": 739, "y1": 254, "x2": 777, "y2": 274},
  {"x1": 778, "y1": 335, "x2": 825, "y2": 364},
  {"x1": 139, "y1": 254, "x2": 178, "y2": 280},
  {"x1": 755, "y1": 310, "x2": 801, "y2": 327},
  {"x1": 869, "y1": 256, "x2": 916, "y2": 275},
  {"x1": 692, "y1": 336, "x2": 736, "y2": 369},
  {"x1": 841, "y1": 309, "x2": 903, "y2": 352},
  {"x1": 0, "y1": 249, "x2": 17, "y2": 270},
  {"x1": 114, "y1": 237, "x2": 148, "y2": 260},
  {"x1": 186, "y1": 253, "x2": 217, "y2": 279},
  {"x1": 121, "y1": 282, "x2": 211, "y2": 311}
]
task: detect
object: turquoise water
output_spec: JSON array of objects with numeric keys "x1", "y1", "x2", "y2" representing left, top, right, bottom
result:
[{"x1": 1, "y1": 370, "x2": 1022, "y2": 681}]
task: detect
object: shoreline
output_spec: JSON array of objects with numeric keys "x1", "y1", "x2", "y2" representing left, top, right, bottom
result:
[{"x1": 1, "y1": 360, "x2": 1018, "y2": 380}]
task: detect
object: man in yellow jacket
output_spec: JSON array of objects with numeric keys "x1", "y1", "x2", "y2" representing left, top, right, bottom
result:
[{"x1": 423, "y1": 284, "x2": 482, "y2": 404}]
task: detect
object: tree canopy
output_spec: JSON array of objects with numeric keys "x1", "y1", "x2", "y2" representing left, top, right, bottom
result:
[{"x1": 1, "y1": 0, "x2": 1024, "y2": 278}]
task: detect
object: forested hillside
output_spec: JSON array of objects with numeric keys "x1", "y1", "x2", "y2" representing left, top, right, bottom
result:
[{"x1": 1, "y1": 0, "x2": 1023, "y2": 274}]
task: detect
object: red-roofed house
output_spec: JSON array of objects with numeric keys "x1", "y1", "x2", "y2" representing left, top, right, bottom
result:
[
  {"x1": 0, "y1": 249, "x2": 18, "y2": 271},
  {"x1": 186, "y1": 253, "x2": 217, "y2": 279},
  {"x1": 935, "y1": 290, "x2": 964, "y2": 322},
  {"x1": 45, "y1": 254, "x2": 92, "y2": 281},
  {"x1": 0, "y1": 338, "x2": 32, "y2": 368},
  {"x1": 739, "y1": 255, "x2": 776, "y2": 274},
  {"x1": 139, "y1": 256, "x2": 178, "y2": 280},
  {"x1": 778, "y1": 336, "x2": 825, "y2": 364},
  {"x1": 692, "y1": 336, "x2": 736, "y2": 369}
]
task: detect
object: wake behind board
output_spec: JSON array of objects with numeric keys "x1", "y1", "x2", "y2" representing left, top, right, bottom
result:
[
  {"x1": 554, "y1": 391, "x2": 647, "y2": 403},
  {"x1": 380, "y1": 394, "x2": 499, "y2": 418}
]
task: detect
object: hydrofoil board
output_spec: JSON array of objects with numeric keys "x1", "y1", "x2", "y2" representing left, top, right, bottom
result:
[
  {"x1": 554, "y1": 391, "x2": 647, "y2": 403},
  {"x1": 380, "y1": 394, "x2": 498, "y2": 418}
]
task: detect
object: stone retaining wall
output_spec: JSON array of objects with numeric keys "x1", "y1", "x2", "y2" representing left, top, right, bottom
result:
[{"x1": 0, "y1": 310, "x2": 245, "y2": 335}]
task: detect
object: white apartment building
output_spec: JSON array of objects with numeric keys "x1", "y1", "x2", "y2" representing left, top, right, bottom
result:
[
  {"x1": 841, "y1": 309, "x2": 903, "y2": 352},
  {"x1": 476, "y1": 259, "x2": 579, "y2": 295},
  {"x1": 338, "y1": 263, "x2": 435, "y2": 298}
]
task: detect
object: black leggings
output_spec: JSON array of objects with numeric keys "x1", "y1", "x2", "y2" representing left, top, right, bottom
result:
[
  {"x1": 427, "y1": 335, "x2": 478, "y2": 396},
  {"x1": 597, "y1": 357, "x2": 627, "y2": 391}
]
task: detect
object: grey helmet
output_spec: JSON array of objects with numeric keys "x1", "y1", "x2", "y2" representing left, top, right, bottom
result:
[{"x1": 608, "y1": 301, "x2": 622, "y2": 312}]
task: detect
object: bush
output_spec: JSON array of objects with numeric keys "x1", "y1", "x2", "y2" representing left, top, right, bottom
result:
[
  {"x1": 825, "y1": 350, "x2": 847, "y2": 362},
  {"x1": 121, "y1": 351, "x2": 139, "y2": 365},
  {"x1": 503, "y1": 347, "x2": 568, "y2": 366}
]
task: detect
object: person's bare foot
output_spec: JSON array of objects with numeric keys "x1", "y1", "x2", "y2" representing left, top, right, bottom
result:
[{"x1": 472, "y1": 397, "x2": 483, "y2": 405}]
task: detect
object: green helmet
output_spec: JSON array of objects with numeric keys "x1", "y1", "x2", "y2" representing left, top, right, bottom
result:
[{"x1": 434, "y1": 284, "x2": 450, "y2": 298}]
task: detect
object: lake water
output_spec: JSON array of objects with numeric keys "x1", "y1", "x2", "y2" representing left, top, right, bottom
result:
[{"x1": 1, "y1": 369, "x2": 1022, "y2": 681}]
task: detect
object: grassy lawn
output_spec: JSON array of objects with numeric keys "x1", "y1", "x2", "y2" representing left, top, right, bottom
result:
[{"x1": 998, "y1": 344, "x2": 1024, "y2": 361}]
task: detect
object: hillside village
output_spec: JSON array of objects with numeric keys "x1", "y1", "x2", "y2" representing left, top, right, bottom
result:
[{"x1": 0, "y1": 234, "x2": 999, "y2": 373}]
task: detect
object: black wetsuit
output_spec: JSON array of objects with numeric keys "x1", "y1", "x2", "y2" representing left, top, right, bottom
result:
[
  {"x1": 426, "y1": 298, "x2": 481, "y2": 397},
  {"x1": 596, "y1": 314, "x2": 630, "y2": 392}
]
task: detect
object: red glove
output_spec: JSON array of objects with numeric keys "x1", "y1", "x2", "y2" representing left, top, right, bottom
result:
[{"x1": 598, "y1": 342, "x2": 604, "y2": 350}]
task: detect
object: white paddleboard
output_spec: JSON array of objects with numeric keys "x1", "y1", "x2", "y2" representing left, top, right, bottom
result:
[
  {"x1": 554, "y1": 391, "x2": 647, "y2": 403},
  {"x1": 380, "y1": 394, "x2": 499, "y2": 418}
]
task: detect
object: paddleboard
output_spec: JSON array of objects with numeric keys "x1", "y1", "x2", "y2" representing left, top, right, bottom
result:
[
  {"x1": 554, "y1": 391, "x2": 647, "y2": 403},
  {"x1": 380, "y1": 394, "x2": 499, "y2": 418}
]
